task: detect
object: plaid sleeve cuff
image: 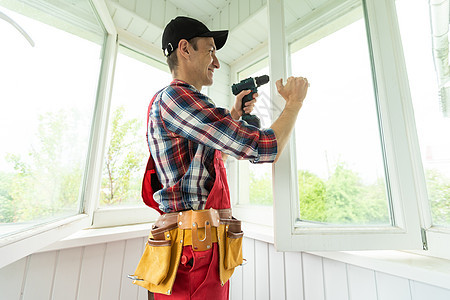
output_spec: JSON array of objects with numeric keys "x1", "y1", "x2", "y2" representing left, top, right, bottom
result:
[{"x1": 251, "y1": 128, "x2": 278, "y2": 164}]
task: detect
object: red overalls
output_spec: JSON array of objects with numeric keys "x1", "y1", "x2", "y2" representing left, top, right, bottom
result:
[{"x1": 142, "y1": 94, "x2": 233, "y2": 300}]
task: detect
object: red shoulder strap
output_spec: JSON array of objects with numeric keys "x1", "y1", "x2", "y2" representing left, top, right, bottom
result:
[{"x1": 142, "y1": 92, "x2": 164, "y2": 214}]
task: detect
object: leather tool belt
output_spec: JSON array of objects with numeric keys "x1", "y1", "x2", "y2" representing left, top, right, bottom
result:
[{"x1": 130, "y1": 208, "x2": 244, "y2": 296}]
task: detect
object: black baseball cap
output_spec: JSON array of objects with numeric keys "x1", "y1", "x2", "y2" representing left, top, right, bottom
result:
[{"x1": 162, "y1": 16, "x2": 228, "y2": 57}]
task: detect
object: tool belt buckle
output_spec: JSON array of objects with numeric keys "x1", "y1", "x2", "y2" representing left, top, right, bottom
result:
[{"x1": 178, "y1": 209, "x2": 220, "y2": 251}]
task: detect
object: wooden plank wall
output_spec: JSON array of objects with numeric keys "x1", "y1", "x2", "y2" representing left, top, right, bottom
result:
[{"x1": 1, "y1": 236, "x2": 450, "y2": 300}]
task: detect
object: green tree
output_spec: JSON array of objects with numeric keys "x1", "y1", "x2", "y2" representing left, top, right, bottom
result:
[
  {"x1": 3, "y1": 109, "x2": 85, "y2": 223},
  {"x1": 249, "y1": 169, "x2": 272, "y2": 205},
  {"x1": 426, "y1": 169, "x2": 450, "y2": 225},
  {"x1": 101, "y1": 106, "x2": 145, "y2": 205},
  {"x1": 298, "y1": 170, "x2": 327, "y2": 222}
]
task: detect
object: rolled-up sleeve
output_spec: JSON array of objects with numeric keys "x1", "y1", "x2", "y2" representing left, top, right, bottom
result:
[{"x1": 159, "y1": 84, "x2": 278, "y2": 163}]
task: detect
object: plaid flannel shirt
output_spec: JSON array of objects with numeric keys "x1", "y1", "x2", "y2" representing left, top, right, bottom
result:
[{"x1": 148, "y1": 79, "x2": 278, "y2": 213}]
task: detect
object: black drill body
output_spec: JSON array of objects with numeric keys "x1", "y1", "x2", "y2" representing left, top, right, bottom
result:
[{"x1": 231, "y1": 75, "x2": 269, "y2": 128}]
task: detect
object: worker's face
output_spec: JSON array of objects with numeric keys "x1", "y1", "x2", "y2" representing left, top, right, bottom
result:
[{"x1": 189, "y1": 37, "x2": 220, "y2": 87}]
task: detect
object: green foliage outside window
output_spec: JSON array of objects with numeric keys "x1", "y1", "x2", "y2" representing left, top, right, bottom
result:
[
  {"x1": 250, "y1": 162, "x2": 450, "y2": 225},
  {"x1": 0, "y1": 110, "x2": 83, "y2": 224},
  {"x1": 100, "y1": 106, "x2": 146, "y2": 206}
]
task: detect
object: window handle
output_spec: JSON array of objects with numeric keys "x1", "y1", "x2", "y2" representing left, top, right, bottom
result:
[{"x1": 0, "y1": 10, "x2": 34, "y2": 47}]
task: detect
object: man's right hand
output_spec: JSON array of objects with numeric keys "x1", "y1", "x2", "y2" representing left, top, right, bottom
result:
[
  {"x1": 270, "y1": 76, "x2": 309, "y2": 163},
  {"x1": 275, "y1": 76, "x2": 309, "y2": 108}
]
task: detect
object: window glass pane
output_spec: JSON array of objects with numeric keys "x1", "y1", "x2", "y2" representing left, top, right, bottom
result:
[
  {"x1": 396, "y1": 0, "x2": 450, "y2": 227},
  {"x1": 100, "y1": 46, "x2": 171, "y2": 207},
  {"x1": 290, "y1": 8, "x2": 391, "y2": 225},
  {"x1": 237, "y1": 61, "x2": 273, "y2": 206},
  {"x1": 0, "y1": 3, "x2": 103, "y2": 237}
]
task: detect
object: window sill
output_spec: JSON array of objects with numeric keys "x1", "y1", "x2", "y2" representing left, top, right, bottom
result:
[{"x1": 39, "y1": 221, "x2": 450, "y2": 290}]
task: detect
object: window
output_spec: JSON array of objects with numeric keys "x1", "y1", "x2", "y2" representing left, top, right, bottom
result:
[
  {"x1": 396, "y1": 0, "x2": 450, "y2": 228},
  {"x1": 396, "y1": 0, "x2": 450, "y2": 259},
  {"x1": 236, "y1": 59, "x2": 273, "y2": 207},
  {"x1": 290, "y1": 11, "x2": 389, "y2": 226},
  {"x1": 99, "y1": 46, "x2": 171, "y2": 207},
  {"x1": 271, "y1": 0, "x2": 422, "y2": 251},
  {"x1": 0, "y1": 0, "x2": 105, "y2": 268},
  {"x1": 0, "y1": 2, "x2": 103, "y2": 237},
  {"x1": 92, "y1": 45, "x2": 172, "y2": 227}
]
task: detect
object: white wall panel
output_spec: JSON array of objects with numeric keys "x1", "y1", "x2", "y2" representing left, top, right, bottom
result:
[
  {"x1": 254, "y1": 240, "x2": 270, "y2": 300},
  {"x1": 119, "y1": 0, "x2": 135, "y2": 11},
  {"x1": 231, "y1": 263, "x2": 243, "y2": 300},
  {"x1": 22, "y1": 251, "x2": 56, "y2": 300},
  {"x1": 269, "y1": 244, "x2": 286, "y2": 300},
  {"x1": 242, "y1": 237, "x2": 256, "y2": 300},
  {"x1": 52, "y1": 247, "x2": 83, "y2": 300},
  {"x1": 284, "y1": 251, "x2": 304, "y2": 300},
  {"x1": 0, "y1": 257, "x2": 27, "y2": 300},
  {"x1": 135, "y1": 0, "x2": 151, "y2": 20},
  {"x1": 99, "y1": 240, "x2": 126, "y2": 299},
  {"x1": 120, "y1": 237, "x2": 146, "y2": 299},
  {"x1": 323, "y1": 258, "x2": 348, "y2": 300},
  {"x1": 250, "y1": 0, "x2": 264, "y2": 15},
  {"x1": 220, "y1": 4, "x2": 230, "y2": 29},
  {"x1": 229, "y1": 0, "x2": 239, "y2": 29},
  {"x1": 410, "y1": 281, "x2": 450, "y2": 300},
  {"x1": 376, "y1": 272, "x2": 411, "y2": 300},
  {"x1": 77, "y1": 244, "x2": 106, "y2": 300},
  {"x1": 164, "y1": 1, "x2": 177, "y2": 25},
  {"x1": 150, "y1": 0, "x2": 166, "y2": 28},
  {"x1": 239, "y1": 0, "x2": 250, "y2": 24},
  {"x1": 3, "y1": 235, "x2": 450, "y2": 300},
  {"x1": 302, "y1": 253, "x2": 325, "y2": 300},
  {"x1": 347, "y1": 265, "x2": 378, "y2": 300}
]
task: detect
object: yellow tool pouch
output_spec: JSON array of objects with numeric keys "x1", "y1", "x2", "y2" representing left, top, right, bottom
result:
[
  {"x1": 217, "y1": 217, "x2": 244, "y2": 285},
  {"x1": 130, "y1": 209, "x2": 243, "y2": 294},
  {"x1": 132, "y1": 227, "x2": 183, "y2": 295}
]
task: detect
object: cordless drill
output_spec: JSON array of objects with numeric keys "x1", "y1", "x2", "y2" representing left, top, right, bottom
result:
[{"x1": 231, "y1": 75, "x2": 270, "y2": 128}]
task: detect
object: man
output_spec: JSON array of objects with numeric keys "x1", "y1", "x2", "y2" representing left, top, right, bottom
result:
[{"x1": 134, "y1": 16, "x2": 308, "y2": 300}]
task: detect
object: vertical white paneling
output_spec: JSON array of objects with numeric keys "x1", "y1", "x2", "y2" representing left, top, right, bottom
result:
[
  {"x1": 284, "y1": 251, "x2": 303, "y2": 300},
  {"x1": 231, "y1": 264, "x2": 243, "y2": 300},
  {"x1": 376, "y1": 272, "x2": 411, "y2": 300},
  {"x1": 22, "y1": 251, "x2": 57, "y2": 300},
  {"x1": 212, "y1": 13, "x2": 221, "y2": 30},
  {"x1": 220, "y1": 4, "x2": 229, "y2": 29},
  {"x1": 410, "y1": 281, "x2": 450, "y2": 300},
  {"x1": 347, "y1": 265, "x2": 377, "y2": 300},
  {"x1": 302, "y1": 253, "x2": 325, "y2": 300},
  {"x1": 119, "y1": 0, "x2": 135, "y2": 11},
  {"x1": 254, "y1": 240, "x2": 270, "y2": 300},
  {"x1": 120, "y1": 238, "x2": 145, "y2": 299},
  {"x1": 250, "y1": 0, "x2": 262, "y2": 14},
  {"x1": 239, "y1": 0, "x2": 250, "y2": 24},
  {"x1": 242, "y1": 238, "x2": 255, "y2": 300},
  {"x1": 0, "y1": 257, "x2": 27, "y2": 300},
  {"x1": 322, "y1": 258, "x2": 348, "y2": 300},
  {"x1": 138, "y1": 287, "x2": 148, "y2": 300},
  {"x1": 52, "y1": 247, "x2": 83, "y2": 300},
  {"x1": 151, "y1": 0, "x2": 166, "y2": 28},
  {"x1": 268, "y1": 244, "x2": 286, "y2": 300},
  {"x1": 112, "y1": 8, "x2": 133, "y2": 30},
  {"x1": 78, "y1": 244, "x2": 106, "y2": 300},
  {"x1": 99, "y1": 240, "x2": 126, "y2": 300},
  {"x1": 164, "y1": 1, "x2": 177, "y2": 25},
  {"x1": 135, "y1": 0, "x2": 151, "y2": 20},
  {"x1": 229, "y1": 0, "x2": 239, "y2": 29}
]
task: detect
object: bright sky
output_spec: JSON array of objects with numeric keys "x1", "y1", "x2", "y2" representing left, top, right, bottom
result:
[{"x1": 1, "y1": 0, "x2": 449, "y2": 184}]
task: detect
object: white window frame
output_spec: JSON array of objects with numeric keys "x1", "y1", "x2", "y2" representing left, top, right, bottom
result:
[
  {"x1": 0, "y1": 0, "x2": 116, "y2": 269},
  {"x1": 270, "y1": 0, "x2": 424, "y2": 251},
  {"x1": 89, "y1": 27, "x2": 171, "y2": 229}
]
